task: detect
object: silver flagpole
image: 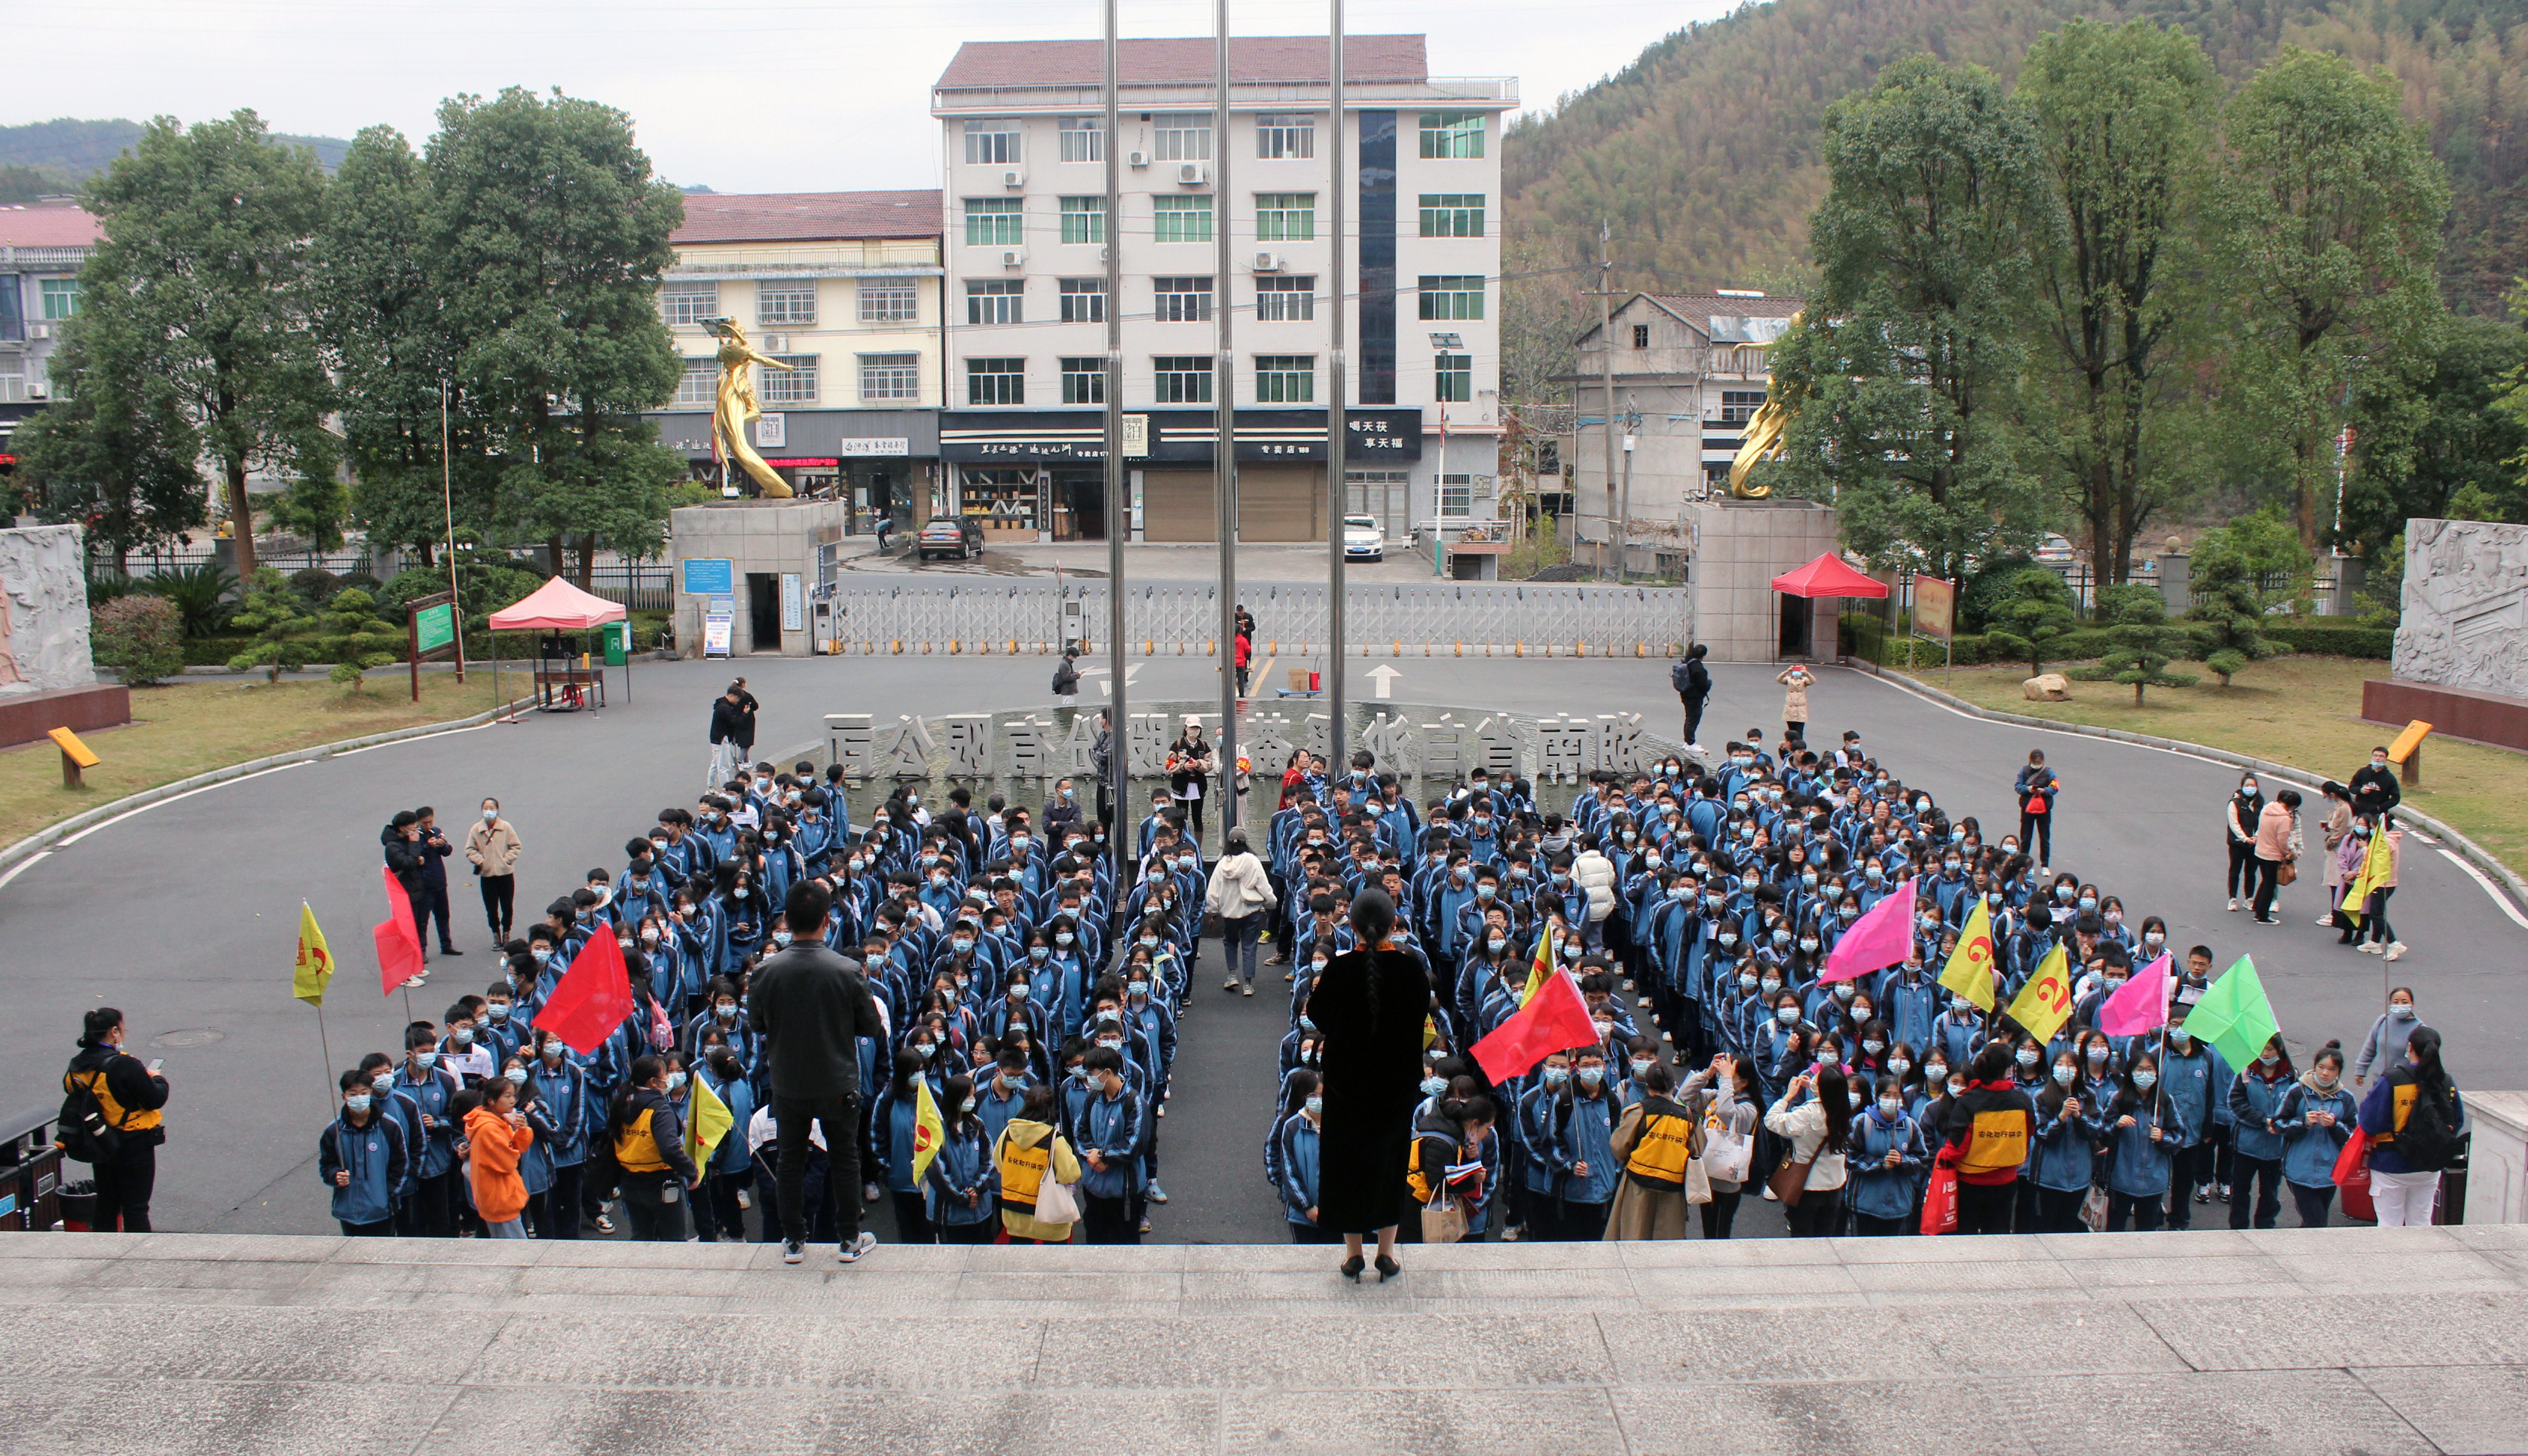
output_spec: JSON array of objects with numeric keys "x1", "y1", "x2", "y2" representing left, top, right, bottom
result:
[
  {"x1": 1325, "y1": 0, "x2": 1348, "y2": 772},
  {"x1": 1214, "y1": 0, "x2": 1240, "y2": 843}
]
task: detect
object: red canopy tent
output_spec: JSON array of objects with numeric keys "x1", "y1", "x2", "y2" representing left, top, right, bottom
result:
[
  {"x1": 487, "y1": 577, "x2": 629, "y2": 711},
  {"x1": 1767, "y1": 553, "x2": 1887, "y2": 661}
]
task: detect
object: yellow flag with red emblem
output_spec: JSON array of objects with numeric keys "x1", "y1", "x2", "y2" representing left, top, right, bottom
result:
[{"x1": 1937, "y1": 898, "x2": 1997, "y2": 1012}]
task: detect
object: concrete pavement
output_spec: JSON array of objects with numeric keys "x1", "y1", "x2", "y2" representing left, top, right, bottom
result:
[
  {"x1": 1, "y1": 654, "x2": 2519, "y2": 1234},
  {"x1": 5, "y1": 1225, "x2": 2523, "y2": 1455}
]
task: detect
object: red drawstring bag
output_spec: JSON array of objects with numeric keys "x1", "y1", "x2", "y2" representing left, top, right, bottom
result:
[
  {"x1": 2334, "y1": 1125, "x2": 2375, "y2": 1223},
  {"x1": 1920, "y1": 1156, "x2": 1960, "y2": 1236}
]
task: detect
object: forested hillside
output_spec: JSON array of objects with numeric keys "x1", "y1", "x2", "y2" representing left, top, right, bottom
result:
[
  {"x1": 1504, "y1": 0, "x2": 2528, "y2": 312},
  {"x1": 0, "y1": 118, "x2": 350, "y2": 194}
]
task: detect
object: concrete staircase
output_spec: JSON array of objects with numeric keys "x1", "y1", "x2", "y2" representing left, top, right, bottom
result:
[{"x1": 2, "y1": 1225, "x2": 2523, "y2": 1454}]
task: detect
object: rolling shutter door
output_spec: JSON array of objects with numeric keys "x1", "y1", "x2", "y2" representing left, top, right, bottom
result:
[
  {"x1": 1140, "y1": 470, "x2": 1214, "y2": 542},
  {"x1": 1237, "y1": 466, "x2": 1321, "y2": 542}
]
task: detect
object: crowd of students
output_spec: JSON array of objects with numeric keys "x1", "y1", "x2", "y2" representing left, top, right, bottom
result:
[{"x1": 315, "y1": 699, "x2": 2465, "y2": 1249}]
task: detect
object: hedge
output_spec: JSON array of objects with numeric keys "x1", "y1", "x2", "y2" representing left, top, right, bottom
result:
[{"x1": 2264, "y1": 622, "x2": 2392, "y2": 659}]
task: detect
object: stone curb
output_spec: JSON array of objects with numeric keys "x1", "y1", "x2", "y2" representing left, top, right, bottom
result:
[
  {"x1": 0, "y1": 691, "x2": 540, "y2": 877},
  {"x1": 1858, "y1": 666, "x2": 2528, "y2": 915}
]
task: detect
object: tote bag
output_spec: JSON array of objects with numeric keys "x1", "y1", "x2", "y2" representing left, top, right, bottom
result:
[{"x1": 1920, "y1": 1159, "x2": 1959, "y2": 1236}]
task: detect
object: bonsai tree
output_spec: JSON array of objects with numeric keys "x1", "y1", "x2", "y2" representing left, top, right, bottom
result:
[
  {"x1": 315, "y1": 588, "x2": 406, "y2": 688},
  {"x1": 2186, "y1": 534, "x2": 2279, "y2": 678},
  {"x1": 2072, "y1": 621, "x2": 2199, "y2": 705},
  {"x1": 91, "y1": 595, "x2": 185, "y2": 687},
  {"x1": 226, "y1": 567, "x2": 323, "y2": 682},
  {"x1": 1982, "y1": 568, "x2": 2078, "y2": 674}
]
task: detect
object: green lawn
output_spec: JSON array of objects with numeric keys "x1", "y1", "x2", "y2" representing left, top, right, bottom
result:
[
  {"x1": 1898, "y1": 655, "x2": 2527, "y2": 879},
  {"x1": 2, "y1": 672, "x2": 505, "y2": 849}
]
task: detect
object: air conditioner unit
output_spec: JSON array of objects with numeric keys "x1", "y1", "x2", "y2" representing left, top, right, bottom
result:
[
  {"x1": 1253, "y1": 251, "x2": 1283, "y2": 272},
  {"x1": 1177, "y1": 161, "x2": 1207, "y2": 185},
  {"x1": 26, "y1": 323, "x2": 50, "y2": 341},
  {"x1": 760, "y1": 334, "x2": 788, "y2": 353},
  {"x1": 1000, "y1": 249, "x2": 1027, "y2": 268},
  {"x1": 1128, "y1": 149, "x2": 1151, "y2": 168},
  {"x1": 25, "y1": 379, "x2": 47, "y2": 398},
  {"x1": 1002, "y1": 169, "x2": 1024, "y2": 188}
]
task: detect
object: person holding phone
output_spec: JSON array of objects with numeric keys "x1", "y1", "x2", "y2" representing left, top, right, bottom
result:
[{"x1": 62, "y1": 1008, "x2": 170, "y2": 1232}]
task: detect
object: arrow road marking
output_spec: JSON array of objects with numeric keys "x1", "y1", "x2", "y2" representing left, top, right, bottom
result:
[{"x1": 1367, "y1": 663, "x2": 1402, "y2": 699}]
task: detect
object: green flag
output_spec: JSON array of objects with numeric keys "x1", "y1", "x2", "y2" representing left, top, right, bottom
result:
[{"x1": 2186, "y1": 955, "x2": 2282, "y2": 1072}]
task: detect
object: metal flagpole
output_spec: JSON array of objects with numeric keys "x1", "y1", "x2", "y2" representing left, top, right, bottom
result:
[
  {"x1": 441, "y1": 380, "x2": 464, "y2": 684},
  {"x1": 1214, "y1": 0, "x2": 1240, "y2": 843},
  {"x1": 1103, "y1": 0, "x2": 1131, "y2": 909},
  {"x1": 1326, "y1": 0, "x2": 1348, "y2": 773},
  {"x1": 316, "y1": 1003, "x2": 335, "y2": 1097}
]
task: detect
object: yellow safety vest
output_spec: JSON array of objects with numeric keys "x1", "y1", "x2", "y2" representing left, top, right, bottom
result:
[
  {"x1": 999, "y1": 1135, "x2": 1050, "y2": 1210},
  {"x1": 1624, "y1": 1106, "x2": 1695, "y2": 1189},
  {"x1": 67, "y1": 1066, "x2": 161, "y2": 1135},
  {"x1": 614, "y1": 1106, "x2": 669, "y2": 1173},
  {"x1": 1958, "y1": 1108, "x2": 2030, "y2": 1177}
]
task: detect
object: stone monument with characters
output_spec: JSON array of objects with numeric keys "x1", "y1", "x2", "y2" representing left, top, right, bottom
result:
[{"x1": 0, "y1": 522, "x2": 128, "y2": 749}]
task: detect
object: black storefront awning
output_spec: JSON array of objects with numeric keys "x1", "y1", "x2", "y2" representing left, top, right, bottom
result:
[{"x1": 941, "y1": 408, "x2": 1422, "y2": 465}]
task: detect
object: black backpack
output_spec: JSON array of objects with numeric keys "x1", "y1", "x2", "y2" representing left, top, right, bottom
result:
[
  {"x1": 1670, "y1": 662, "x2": 1693, "y2": 695},
  {"x1": 2395, "y1": 1078, "x2": 2464, "y2": 1173},
  {"x1": 57, "y1": 1071, "x2": 123, "y2": 1164}
]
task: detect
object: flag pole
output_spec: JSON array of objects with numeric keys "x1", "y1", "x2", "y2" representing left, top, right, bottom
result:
[{"x1": 316, "y1": 1002, "x2": 335, "y2": 1088}]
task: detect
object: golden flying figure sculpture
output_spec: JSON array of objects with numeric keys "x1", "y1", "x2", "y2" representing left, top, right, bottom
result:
[
  {"x1": 703, "y1": 317, "x2": 795, "y2": 500},
  {"x1": 1725, "y1": 310, "x2": 1803, "y2": 500}
]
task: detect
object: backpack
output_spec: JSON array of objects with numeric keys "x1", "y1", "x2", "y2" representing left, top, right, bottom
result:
[
  {"x1": 1670, "y1": 662, "x2": 1693, "y2": 696},
  {"x1": 2395, "y1": 1078, "x2": 2463, "y2": 1173},
  {"x1": 58, "y1": 1070, "x2": 123, "y2": 1164},
  {"x1": 1051, "y1": 658, "x2": 1079, "y2": 694}
]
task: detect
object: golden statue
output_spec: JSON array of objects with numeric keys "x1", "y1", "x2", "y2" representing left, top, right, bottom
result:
[
  {"x1": 1724, "y1": 309, "x2": 1801, "y2": 500},
  {"x1": 703, "y1": 318, "x2": 795, "y2": 499}
]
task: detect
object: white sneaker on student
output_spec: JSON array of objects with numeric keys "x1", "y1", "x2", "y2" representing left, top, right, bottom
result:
[
  {"x1": 838, "y1": 1231, "x2": 876, "y2": 1264},
  {"x1": 2384, "y1": 942, "x2": 2408, "y2": 962}
]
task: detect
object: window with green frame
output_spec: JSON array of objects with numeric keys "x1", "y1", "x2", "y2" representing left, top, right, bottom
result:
[
  {"x1": 963, "y1": 197, "x2": 1024, "y2": 247},
  {"x1": 39, "y1": 277, "x2": 82, "y2": 319},
  {"x1": 1417, "y1": 194, "x2": 1484, "y2": 239},
  {"x1": 1255, "y1": 354, "x2": 1314, "y2": 403},
  {"x1": 1152, "y1": 194, "x2": 1212, "y2": 243},
  {"x1": 1419, "y1": 112, "x2": 1486, "y2": 159},
  {"x1": 1417, "y1": 274, "x2": 1484, "y2": 320},
  {"x1": 1152, "y1": 355, "x2": 1213, "y2": 403},
  {"x1": 1434, "y1": 352, "x2": 1471, "y2": 402},
  {"x1": 1059, "y1": 196, "x2": 1106, "y2": 245},
  {"x1": 1255, "y1": 192, "x2": 1314, "y2": 241}
]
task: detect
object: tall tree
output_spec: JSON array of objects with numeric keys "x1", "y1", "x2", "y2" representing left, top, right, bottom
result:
[
  {"x1": 12, "y1": 317, "x2": 205, "y2": 574},
  {"x1": 423, "y1": 88, "x2": 685, "y2": 586},
  {"x1": 72, "y1": 112, "x2": 335, "y2": 580},
  {"x1": 2015, "y1": 19, "x2": 2220, "y2": 586},
  {"x1": 1768, "y1": 57, "x2": 2052, "y2": 580},
  {"x1": 2355, "y1": 312, "x2": 2528, "y2": 544},
  {"x1": 2211, "y1": 49, "x2": 2447, "y2": 553}
]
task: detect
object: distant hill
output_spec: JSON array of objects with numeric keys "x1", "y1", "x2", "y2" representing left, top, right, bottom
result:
[
  {"x1": 1503, "y1": 0, "x2": 2528, "y2": 314},
  {"x1": 0, "y1": 117, "x2": 353, "y2": 190}
]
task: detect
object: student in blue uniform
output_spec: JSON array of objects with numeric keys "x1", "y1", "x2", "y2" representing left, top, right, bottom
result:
[
  {"x1": 2276, "y1": 1042, "x2": 2358, "y2": 1228},
  {"x1": 320, "y1": 1069, "x2": 408, "y2": 1235}
]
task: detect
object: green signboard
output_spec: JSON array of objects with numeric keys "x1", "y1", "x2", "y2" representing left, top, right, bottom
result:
[
  {"x1": 413, "y1": 601, "x2": 458, "y2": 655},
  {"x1": 601, "y1": 619, "x2": 629, "y2": 667}
]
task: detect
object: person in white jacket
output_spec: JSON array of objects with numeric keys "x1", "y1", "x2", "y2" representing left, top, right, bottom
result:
[
  {"x1": 1204, "y1": 826, "x2": 1278, "y2": 996},
  {"x1": 1572, "y1": 837, "x2": 1617, "y2": 952}
]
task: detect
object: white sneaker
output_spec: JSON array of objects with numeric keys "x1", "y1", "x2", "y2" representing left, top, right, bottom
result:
[
  {"x1": 782, "y1": 1239, "x2": 804, "y2": 1265},
  {"x1": 1224, "y1": 977, "x2": 1240, "y2": 993},
  {"x1": 2358, "y1": 942, "x2": 2383, "y2": 954},
  {"x1": 2315, "y1": 916, "x2": 2334, "y2": 926},
  {"x1": 862, "y1": 1182, "x2": 882, "y2": 1203},
  {"x1": 1146, "y1": 1182, "x2": 1168, "y2": 1204},
  {"x1": 2384, "y1": 942, "x2": 2407, "y2": 962},
  {"x1": 1761, "y1": 1185, "x2": 1780, "y2": 1202},
  {"x1": 2227, "y1": 898, "x2": 2240, "y2": 912},
  {"x1": 837, "y1": 1231, "x2": 876, "y2": 1264}
]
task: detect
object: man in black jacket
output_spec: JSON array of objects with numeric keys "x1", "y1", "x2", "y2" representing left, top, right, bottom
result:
[
  {"x1": 707, "y1": 680, "x2": 757, "y2": 789},
  {"x1": 381, "y1": 811, "x2": 434, "y2": 982},
  {"x1": 1672, "y1": 644, "x2": 1712, "y2": 754},
  {"x1": 750, "y1": 878, "x2": 887, "y2": 1264},
  {"x1": 2350, "y1": 746, "x2": 2402, "y2": 823},
  {"x1": 63, "y1": 1008, "x2": 170, "y2": 1232}
]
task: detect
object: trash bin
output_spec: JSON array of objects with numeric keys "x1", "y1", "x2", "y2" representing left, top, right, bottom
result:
[{"x1": 0, "y1": 1104, "x2": 67, "y2": 1231}]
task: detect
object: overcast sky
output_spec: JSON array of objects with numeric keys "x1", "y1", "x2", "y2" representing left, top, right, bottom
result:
[{"x1": 11, "y1": 0, "x2": 1734, "y2": 193}]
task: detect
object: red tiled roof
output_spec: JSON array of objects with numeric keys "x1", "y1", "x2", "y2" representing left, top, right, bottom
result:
[
  {"x1": 672, "y1": 191, "x2": 942, "y2": 244},
  {"x1": 938, "y1": 35, "x2": 1427, "y2": 90},
  {"x1": 0, "y1": 202, "x2": 102, "y2": 250}
]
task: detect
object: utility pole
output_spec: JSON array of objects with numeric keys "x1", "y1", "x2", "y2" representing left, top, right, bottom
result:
[
  {"x1": 1596, "y1": 220, "x2": 1619, "y2": 581},
  {"x1": 1616, "y1": 398, "x2": 1637, "y2": 584},
  {"x1": 1214, "y1": 0, "x2": 1240, "y2": 837},
  {"x1": 1326, "y1": 0, "x2": 1348, "y2": 772},
  {"x1": 1103, "y1": 0, "x2": 1129, "y2": 899}
]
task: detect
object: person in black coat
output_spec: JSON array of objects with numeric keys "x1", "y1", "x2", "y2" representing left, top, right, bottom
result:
[
  {"x1": 1303, "y1": 889, "x2": 1430, "y2": 1282},
  {"x1": 1673, "y1": 644, "x2": 1712, "y2": 752},
  {"x1": 2349, "y1": 746, "x2": 2401, "y2": 823},
  {"x1": 707, "y1": 680, "x2": 757, "y2": 788}
]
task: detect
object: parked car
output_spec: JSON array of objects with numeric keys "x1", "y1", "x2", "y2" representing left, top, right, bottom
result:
[
  {"x1": 917, "y1": 515, "x2": 984, "y2": 562},
  {"x1": 1343, "y1": 515, "x2": 1385, "y2": 562},
  {"x1": 2034, "y1": 533, "x2": 2076, "y2": 565}
]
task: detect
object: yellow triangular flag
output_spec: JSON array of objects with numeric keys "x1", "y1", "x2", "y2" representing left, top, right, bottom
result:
[
  {"x1": 685, "y1": 1075, "x2": 734, "y2": 1173},
  {"x1": 2339, "y1": 824, "x2": 2393, "y2": 926},
  {"x1": 293, "y1": 902, "x2": 335, "y2": 1007},
  {"x1": 1939, "y1": 898, "x2": 1997, "y2": 1012},
  {"x1": 910, "y1": 1076, "x2": 945, "y2": 1184},
  {"x1": 1522, "y1": 923, "x2": 1556, "y2": 1005},
  {"x1": 2004, "y1": 941, "x2": 2074, "y2": 1045}
]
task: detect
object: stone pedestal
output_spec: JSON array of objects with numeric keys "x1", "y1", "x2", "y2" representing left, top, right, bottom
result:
[
  {"x1": 1, "y1": 522, "x2": 124, "y2": 748},
  {"x1": 668, "y1": 498, "x2": 852, "y2": 657},
  {"x1": 1682, "y1": 498, "x2": 1844, "y2": 662}
]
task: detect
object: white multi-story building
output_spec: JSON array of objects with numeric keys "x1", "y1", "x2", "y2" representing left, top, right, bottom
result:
[{"x1": 930, "y1": 34, "x2": 1513, "y2": 545}]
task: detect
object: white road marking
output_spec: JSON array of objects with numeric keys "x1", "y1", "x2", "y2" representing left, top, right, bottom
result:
[
  {"x1": 0, "y1": 851, "x2": 50, "y2": 893},
  {"x1": 2438, "y1": 847, "x2": 2528, "y2": 931},
  {"x1": 326, "y1": 720, "x2": 500, "y2": 758},
  {"x1": 53, "y1": 760, "x2": 308, "y2": 846}
]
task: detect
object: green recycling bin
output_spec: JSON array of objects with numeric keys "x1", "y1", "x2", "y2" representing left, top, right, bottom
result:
[{"x1": 601, "y1": 620, "x2": 629, "y2": 667}]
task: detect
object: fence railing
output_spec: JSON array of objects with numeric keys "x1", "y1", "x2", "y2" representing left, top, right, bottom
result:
[{"x1": 583, "y1": 565, "x2": 673, "y2": 614}]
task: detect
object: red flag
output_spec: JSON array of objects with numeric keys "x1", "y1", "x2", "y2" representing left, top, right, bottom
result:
[
  {"x1": 534, "y1": 923, "x2": 635, "y2": 1057},
  {"x1": 372, "y1": 866, "x2": 424, "y2": 996},
  {"x1": 1470, "y1": 965, "x2": 1601, "y2": 1084}
]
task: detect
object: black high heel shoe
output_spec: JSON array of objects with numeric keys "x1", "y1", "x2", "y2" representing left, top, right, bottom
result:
[
  {"x1": 1373, "y1": 1254, "x2": 1401, "y2": 1283},
  {"x1": 1339, "y1": 1253, "x2": 1366, "y2": 1281}
]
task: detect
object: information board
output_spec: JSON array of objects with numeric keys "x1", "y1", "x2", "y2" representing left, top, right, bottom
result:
[
  {"x1": 413, "y1": 602, "x2": 456, "y2": 655},
  {"x1": 681, "y1": 558, "x2": 733, "y2": 595}
]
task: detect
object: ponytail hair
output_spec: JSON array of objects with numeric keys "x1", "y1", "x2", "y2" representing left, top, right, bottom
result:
[{"x1": 2405, "y1": 1025, "x2": 2450, "y2": 1095}]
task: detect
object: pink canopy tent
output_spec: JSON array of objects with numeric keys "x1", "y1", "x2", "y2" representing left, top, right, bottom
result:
[
  {"x1": 488, "y1": 577, "x2": 629, "y2": 711},
  {"x1": 1768, "y1": 553, "x2": 1887, "y2": 662}
]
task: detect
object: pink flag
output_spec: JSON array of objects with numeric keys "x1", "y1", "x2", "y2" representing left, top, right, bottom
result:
[
  {"x1": 2098, "y1": 951, "x2": 2171, "y2": 1037},
  {"x1": 1819, "y1": 876, "x2": 1917, "y2": 984}
]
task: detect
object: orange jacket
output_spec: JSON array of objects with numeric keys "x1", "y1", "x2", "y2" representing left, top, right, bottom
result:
[{"x1": 463, "y1": 1105, "x2": 536, "y2": 1224}]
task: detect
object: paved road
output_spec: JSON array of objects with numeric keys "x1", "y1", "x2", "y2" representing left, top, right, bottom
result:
[{"x1": 3, "y1": 654, "x2": 2517, "y2": 1235}]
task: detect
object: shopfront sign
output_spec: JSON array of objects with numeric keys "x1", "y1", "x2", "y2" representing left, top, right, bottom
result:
[
  {"x1": 838, "y1": 437, "x2": 911, "y2": 456},
  {"x1": 940, "y1": 408, "x2": 1422, "y2": 464}
]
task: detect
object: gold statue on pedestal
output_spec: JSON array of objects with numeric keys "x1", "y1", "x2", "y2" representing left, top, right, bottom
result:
[
  {"x1": 1724, "y1": 309, "x2": 1802, "y2": 500},
  {"x1": 702, "y1": 317, "x2": 795, "y2": 499}
]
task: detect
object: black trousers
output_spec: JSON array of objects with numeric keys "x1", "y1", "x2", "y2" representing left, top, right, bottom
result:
[
  {"x1": 2229, "y1": 1154, "x2": 2284, "y2": 1230},
  {"x1": 1082, "y1": 1191, "x2": 1137, "y2": 1243},
  {"x1": 1289, "y1": 1221, "x2": 1336, "y2": 1243},
  {"x1": 890, "y1": 1188, "x2": 935, "y2": 1244},
  {"x1": 406, "y1": 1168, "x2": 456, "y2": 1237},
  {"x1": 479, "y1": 875, "x2": 516, "y2": 940},
  {"x1": 1700, "y1": 1188, "x2": 1743, "y2": 1239},
  {"x1": 2107, "y1": 1191, "x2": 2167, "y2": 1231},
  {"x1": 1786, "y1": 1186, "x2": 1843, "y2": 1237},
  {"x1": 340, "y1": 1218, "x2": 395, "y2": 1236},
  {"x1": 2250, "y1": 857, "x2": 2282, "y2": 920},
  {"x1": 2019, "y1": 812, "x2": 2052, "y2": 866},
  {"x1": 694, "y1": 1170, "x2": 750, "y2": 1242},
  {"x1": 2167, "y1": 1142, "x2": 2214, "y2": 1228},
  {"x1": 1852, "y1": 1212, "x2": 1911, "y2": 1236},
  {"x1": 2289, "y1": 1182, "x2": 2335, "y2": 1228},
  {"x1": 2037, "y1": 1184, "x2": 2089, "y2": 1233},
  {"x1": 90, "y1": 1141, "x2": 158, "y2": 1233},
  {"x1": 421, "y1": 881, "x2": 457, "y2": 951},
  {"x1": 775, "y1": 1092, "x2": 864, "y2": 1245},
  {"x1": 532, "y1": 1161, "x2": 584, "y2": 1239},
  {"x1": 2227, "y1": 840, "x2": 2259, "y2": 898},
  {"x1": 1682, "y1": 696, "x2": 1706, "y2": 745},
  {"x1": 620, "y1": 1170, "x2": 688, "y2": 1241},
  {"x1": 939, "y1": 1217, "x2": 999, "y2": 1243},
  {"x1": 1957, "y1": 1178, "x2": 2016, "y2": 1235},
  {"x1": 1559, "y1": 1199, "x2": 1611, "y2": 1243}
]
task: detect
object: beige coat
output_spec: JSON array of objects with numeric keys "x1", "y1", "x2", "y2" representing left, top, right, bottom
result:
[
  {"x1": 466, "y1": 817, "x2": 522, "y2": 876},
  {"x1": 1603, "y1": 1095, "x2": 1701, "y2": 1240},
  {"x1": 1777, "y1": 666, "x2": 1813, "y2": 723},
  {"x1": 1204, "y1": 850, "x2": 1277, "y2": 918},
  {"x1": 2319, "y1": 801, "x2": 2354, "y2": 888}
]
